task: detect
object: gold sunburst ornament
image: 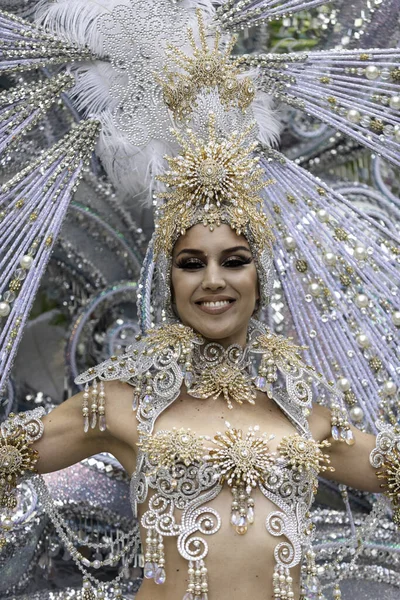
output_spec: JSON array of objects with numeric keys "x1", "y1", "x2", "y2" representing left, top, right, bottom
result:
[
  {"x1": 153, "y1": 113, "x2": 275, "y2": 257},
  {"x1": 156, "y1": 9, "x2": 255, "y2": 120},
  {"x1": 277, "y1": 435, "x2": 335, "y2": 475},
  {"x1": 375, "y1": 447, "x2": 400, "y2": 526},
  {"x1": 204, "y1": 422, "x2": 275, "y2": 534}
]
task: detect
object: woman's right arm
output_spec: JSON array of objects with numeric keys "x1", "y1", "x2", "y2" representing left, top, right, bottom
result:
[{"x1": 34, "y1": 379, "x2": 138, "y2": 476}]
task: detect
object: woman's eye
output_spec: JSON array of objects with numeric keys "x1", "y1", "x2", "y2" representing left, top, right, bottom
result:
[
  {"x1": 176, "y1": 259, "x2": 204, "y2": 269},
  {"x1": 223, "y1": 257, "x2": 252, "y2": 267}
]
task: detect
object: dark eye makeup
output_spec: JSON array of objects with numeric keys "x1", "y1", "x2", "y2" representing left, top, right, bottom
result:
[{"x1": 175, "y1": 255, "x2": 253, "y2": 269}]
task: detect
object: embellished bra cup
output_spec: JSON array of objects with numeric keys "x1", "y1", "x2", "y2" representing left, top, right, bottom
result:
[{"x1": 133, "y1": 423, "x2": 334, "y2": 599}]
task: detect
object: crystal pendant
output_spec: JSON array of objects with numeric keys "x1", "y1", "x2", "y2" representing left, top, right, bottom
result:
[
  {"x1": 305, "y1": 574, "x2": 322, "y2": 598},
  {"x1": 200, "y1": 594, "x2": 208, "y2": 600},
  {"x1": 340, "y1": 427, "x2": 347, "y2": 441},
  {"x1": 184, "y1": 371, "x2": 194, "y2": 388},
  {"x1": 154, "y1": 566, "x2": 166, "y2": 584},
  {"x1": 247, "y1": 507, "x2": 255, "y2": 524},
  {"x1": 144, "y1": 561, "x2": 155, "y2": 579},
  {"x1": 143, "y1": 394, "x2": 153, "y2": 405},
  {"x1": 235, "y1": 525, "x2": 248, "y2": 535},
  {"x1": 331, "y1": 425, "x2": 340, "y2": 440},
  {"x1": 83, "y1": 415, "x2": 89, "y2": 433},
  {"x1": 99, "y1": 415, "x2": 106, "y2": 432},
  {"x1": 254, "y1": 375, "x2": 267, "y2": 391},
  {"x1": 183, "y1": 594, "x2": 194, "y2": 600},
  {"x1": 90, "y1": 412, "x2": 97, "y2": 429},
  {"x1": 230, "y1": 512, "x2": 239, "y2": 525},
  {"x1": 346, "y1": 429, "x2": 355, "y2": 445}
]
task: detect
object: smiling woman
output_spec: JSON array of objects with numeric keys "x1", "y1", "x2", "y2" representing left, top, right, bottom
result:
[{"x1": 171, "y1": 225, "x2": 259, "y2": 347}]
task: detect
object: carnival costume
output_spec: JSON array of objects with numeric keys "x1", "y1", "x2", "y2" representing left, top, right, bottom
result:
[{"x1": 0, "y1": 1, "x2": 400, "y2": 599}]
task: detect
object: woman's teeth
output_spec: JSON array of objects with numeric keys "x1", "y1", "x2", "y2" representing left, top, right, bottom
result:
[{"x1": 199, "y1": 300, "x2": 231, "y2": 307}]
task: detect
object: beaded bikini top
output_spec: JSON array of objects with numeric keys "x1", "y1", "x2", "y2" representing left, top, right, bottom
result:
[{"x1": 75, "y1": 319, "x2": 344, "y2": 600}]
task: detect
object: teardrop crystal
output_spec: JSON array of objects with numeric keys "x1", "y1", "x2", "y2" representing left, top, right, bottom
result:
[
  {"x1": 83, "y1": 416, "x2": 89, "y2": 433},
  {"x1": 184, "y1": 371, "x2": 194, "y2": 388},
  {"x1": 90, "y1": 413, "x2": 97, "y2": 429},
  {"x1": 183, "y1": 593, "x2": 194, "y2": 600},
  {"x1": 230, "y1": 512, "x2": 239, "y2": 525},
  {"x1": 155, "y1": 566, "x2": 166, "y2": 584},
  {"x1": 247, "y1": 507, "x2": 255, "y2": 524},
  {"x1": 144, "y1": 561, "x2": 155, "y2": 579},
  {"x1": 346, "y1": 429, "x2": 355, "y2": 445},
  {"x1": 99, "y1": 415, "x2": 106, "y2": 432},
  {"x1": 331, "y1": 425, "x2": 339, "y2": 441}
]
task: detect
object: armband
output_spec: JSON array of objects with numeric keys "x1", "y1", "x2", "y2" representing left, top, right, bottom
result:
[
  {"x1": 0, "y1": 408, "x2": 45, "y2": 548},
  {"x1": 369, "y1": 421, "x2": 400, "y2": 526}
]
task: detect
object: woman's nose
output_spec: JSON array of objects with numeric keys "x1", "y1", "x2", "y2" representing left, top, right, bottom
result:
[{"x1": 201, "y1": 264, "x2": 226, "y2": 290}]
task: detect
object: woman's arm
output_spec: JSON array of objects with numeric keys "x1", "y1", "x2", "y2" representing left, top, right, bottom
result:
[
  {"x1": 308, "y1": 403, "x2": 381, "y2": 493},
  {"x1": 34, "y1": 379, "x2": 138, "y2": 475}
]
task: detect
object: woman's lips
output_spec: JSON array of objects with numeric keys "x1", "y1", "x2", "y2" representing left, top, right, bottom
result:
[{"x1": 195, "y1": 299, "x2": 236, "y2": 315}]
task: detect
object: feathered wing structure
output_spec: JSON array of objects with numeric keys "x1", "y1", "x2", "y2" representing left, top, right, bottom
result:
[
  {"x1": 258, "y1": 147, "x2": 400, "y2": 432},
  {"x1": 239, "y1": 49, "x2": 400, "y2": 168},
  {"x1": 0, "y1": 73, "x2": 74, "y2": 153},
  {"x1": 215, "y1": 0, "x2": 331, "y2": 30},
  {"x1": 0, "y1": 119, "x2": 100, "y2": 394},
  {"x1": 0, "y1": 9, "x2": 94, "y2": 73}
]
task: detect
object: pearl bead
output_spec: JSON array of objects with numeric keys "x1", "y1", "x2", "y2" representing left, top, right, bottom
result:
[
  {"x1": 355, "y1": 294, "x2": 368, "y2": 308},
  {"x1": 284, "y1": 236, "x2": 297, "y2": 250},
  {"x1": 383, "y1": 381, "x2": 397, "y2": 396},
  {"x1": 356, "y1": 333, "x2": 370, "y2": 348},
  {"x1": 337, "y1": 377, "x2": 350, "y2": 392},
  {"x1": 347, "y1": 109, "x2": 361, "y2": 124},
  {"x1": 19, "y1": 255, "x2": 33, "y2": 270},
  {"x1": 82, "y1": 581, "x2": 91, "y2": 589},
  {"x1": 365, "y1": 65, "x2": 380, "y2": 80},
  {"x1": 354, "y1": 246, "x2": 367, "y2": 260},
  {"x1": 93, "y1": 559, "x2": 101, "y2": 569},
  {"x1": 390, "y1": 95, "x2": 400, "y2": 110},
  {"x1": 349, "y1": 406, "x2": 364, "y2": 422},
  {"x1": 309, "y1": 282, "x2": 321, "y2": 297},
  {"x1": 324, "y1": 252, "x2": 336, "y2": 266},
  {"x1": 317, "y1": 209, "x2": 329, "y2": 222},
  {"x1": 0, "y1": 301, "x2": 11, "y2": 317},
  {"x1": 392, "y1": 311, "x2": 400, "y2": 327}
]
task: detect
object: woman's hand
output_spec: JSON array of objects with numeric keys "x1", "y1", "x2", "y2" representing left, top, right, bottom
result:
[
  {"x1": 33, "y1": 380, "x2": 138, "y2": 476},
  {"x1": 309, "y1": 403, "x2": 382, "y2": 493}
]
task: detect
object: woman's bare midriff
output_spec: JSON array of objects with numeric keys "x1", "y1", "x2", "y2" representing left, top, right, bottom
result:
[{"x1": 134, "y1": 389, "x2": 304, "y2": 600}]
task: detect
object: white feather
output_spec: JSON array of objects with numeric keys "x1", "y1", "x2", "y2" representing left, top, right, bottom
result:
[
  {"x1": 69, "y1": 62, "x2": 118, "y2": 116},
  {"x1": 35, "y1": 0, "x2": 124, "y2": 54},
  {"x1": 252, "y1": 91, "x2": 282, "y2": 147}
]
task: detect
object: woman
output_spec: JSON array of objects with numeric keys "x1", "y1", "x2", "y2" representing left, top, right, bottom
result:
[
  {"x1": 1, "y1": 3, "x2": 400, "y2": 599},
  {"x1": 21, "y1": 222, "x2": 381, "y2": 600}
]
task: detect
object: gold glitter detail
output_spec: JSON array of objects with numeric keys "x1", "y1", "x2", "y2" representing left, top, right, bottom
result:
[
  {"x1": 15, "y1": 199, "x2": 25, "y2": 209},
  {"x1": 137, "y1": 428, "x2": 204, "y2": 472},
  {"x1": 376, "y1": 446, "x2": 400, "y2": 524},
  {"x1": 156, "y1": 9, "x2": 254, "y2": 120},
  {"x1": 319, "y1": 76, "x2": 331, "y2": 84},
  {"x1": 29, "y1": 212, "x2": 38, "y2": 222},
  {"x1": 45, "y1": 235, "x2": 53, "y2": 247},
  {"x1": 295, "y1": 259, "x2": 308, "y2": 273},
  {"x1": 204, "y1": 425, "x2": 274, "y2": 490},
  {"x1": 8, "y1": 279, "x2": 21, "y2": 292},
  {"x1": 391, "y1": 68, "x2": 400, "y2": 83},
  {"x1": 0, "y1": 427, "x2": 39, "y2": 499},
  {"x1": 327, "y1": 96, "x2": 337, "y2": 105},
  {"x1": 334, "y1": 227, "x2": 348, "y2": 241},
  {"x1": 154, "y1": 114, "x2": 275, "y2": 257},
  {"x1": 190, "y1": 362, "x2": 256, "y2": 410},
  {"x1": 253, "y1": 332, "x2": 307, "y2": 365},
  {"x1": 286, "y1": 193, "x2": 296, "y2": 204},
  {"x1": 370, "y1": 118, "x2": 385, "y2": 133},
  {"x1": 359, "y1": 54, "x2": 370, "y2": 61},
  {"x1": 316, "y1": 187, "x2": 327, "y2": 196},
  {"x1": 340, "y1": 274, "x2": 351, "y2": 286},
  {"x1": 146, "y1": 323, "x2": 203, "y2": 353},
  {"x1": 277, "y1": 435, "x2": 334, "y2": 474},
  {"x1": 369, "y1": 356, "x2": 383, "y2": 372}
]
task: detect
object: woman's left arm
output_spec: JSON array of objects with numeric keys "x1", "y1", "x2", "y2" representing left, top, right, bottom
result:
[{"x1": 308, "y1": 403, "x2": 382, "y2": 493}]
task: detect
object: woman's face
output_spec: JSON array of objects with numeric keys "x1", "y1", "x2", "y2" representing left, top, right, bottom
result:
[{"x1": 171, "y1": 224, "x2": 259, "y2": 347}]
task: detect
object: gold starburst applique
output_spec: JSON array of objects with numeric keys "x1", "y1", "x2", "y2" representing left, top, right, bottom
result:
[
  {"x1": 156, "y1": 9, "x2": 255, "y2": 120},
  {"x1": 277, "y1": 435, "x2": 334, "y2": 475},
  {"x1": 252, "y1": 332, "x2": 308, "y2": 365},
  {"x1": 154, "y1": 113, "x2": 275, "y2": 257},
  {"x1": 0, "y1": 427, "x2": 39, "y2": 508},
  {"x1": 204, "y1": 423, "x2": 274, "y2": 489},
  {"x1": 146, "y1": 323, "x2": 203, "y2": 354},
  {"x1": 137, "y1": 428, "x2": 204, "y2": 476},
  {"x1": 204, "y1": 423, "x2": 275, "y2": 534},
  {"x1": 376, "y1": 447, "x2": 400, "y2": 525},
  {"x1": 189, "y1": 361, "x2": 256, "y2": 410}
]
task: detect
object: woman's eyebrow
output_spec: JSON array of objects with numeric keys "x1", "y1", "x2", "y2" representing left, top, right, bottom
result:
[{"x1": 175, "y1": 245, "x2": 251, "y2": 258}]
